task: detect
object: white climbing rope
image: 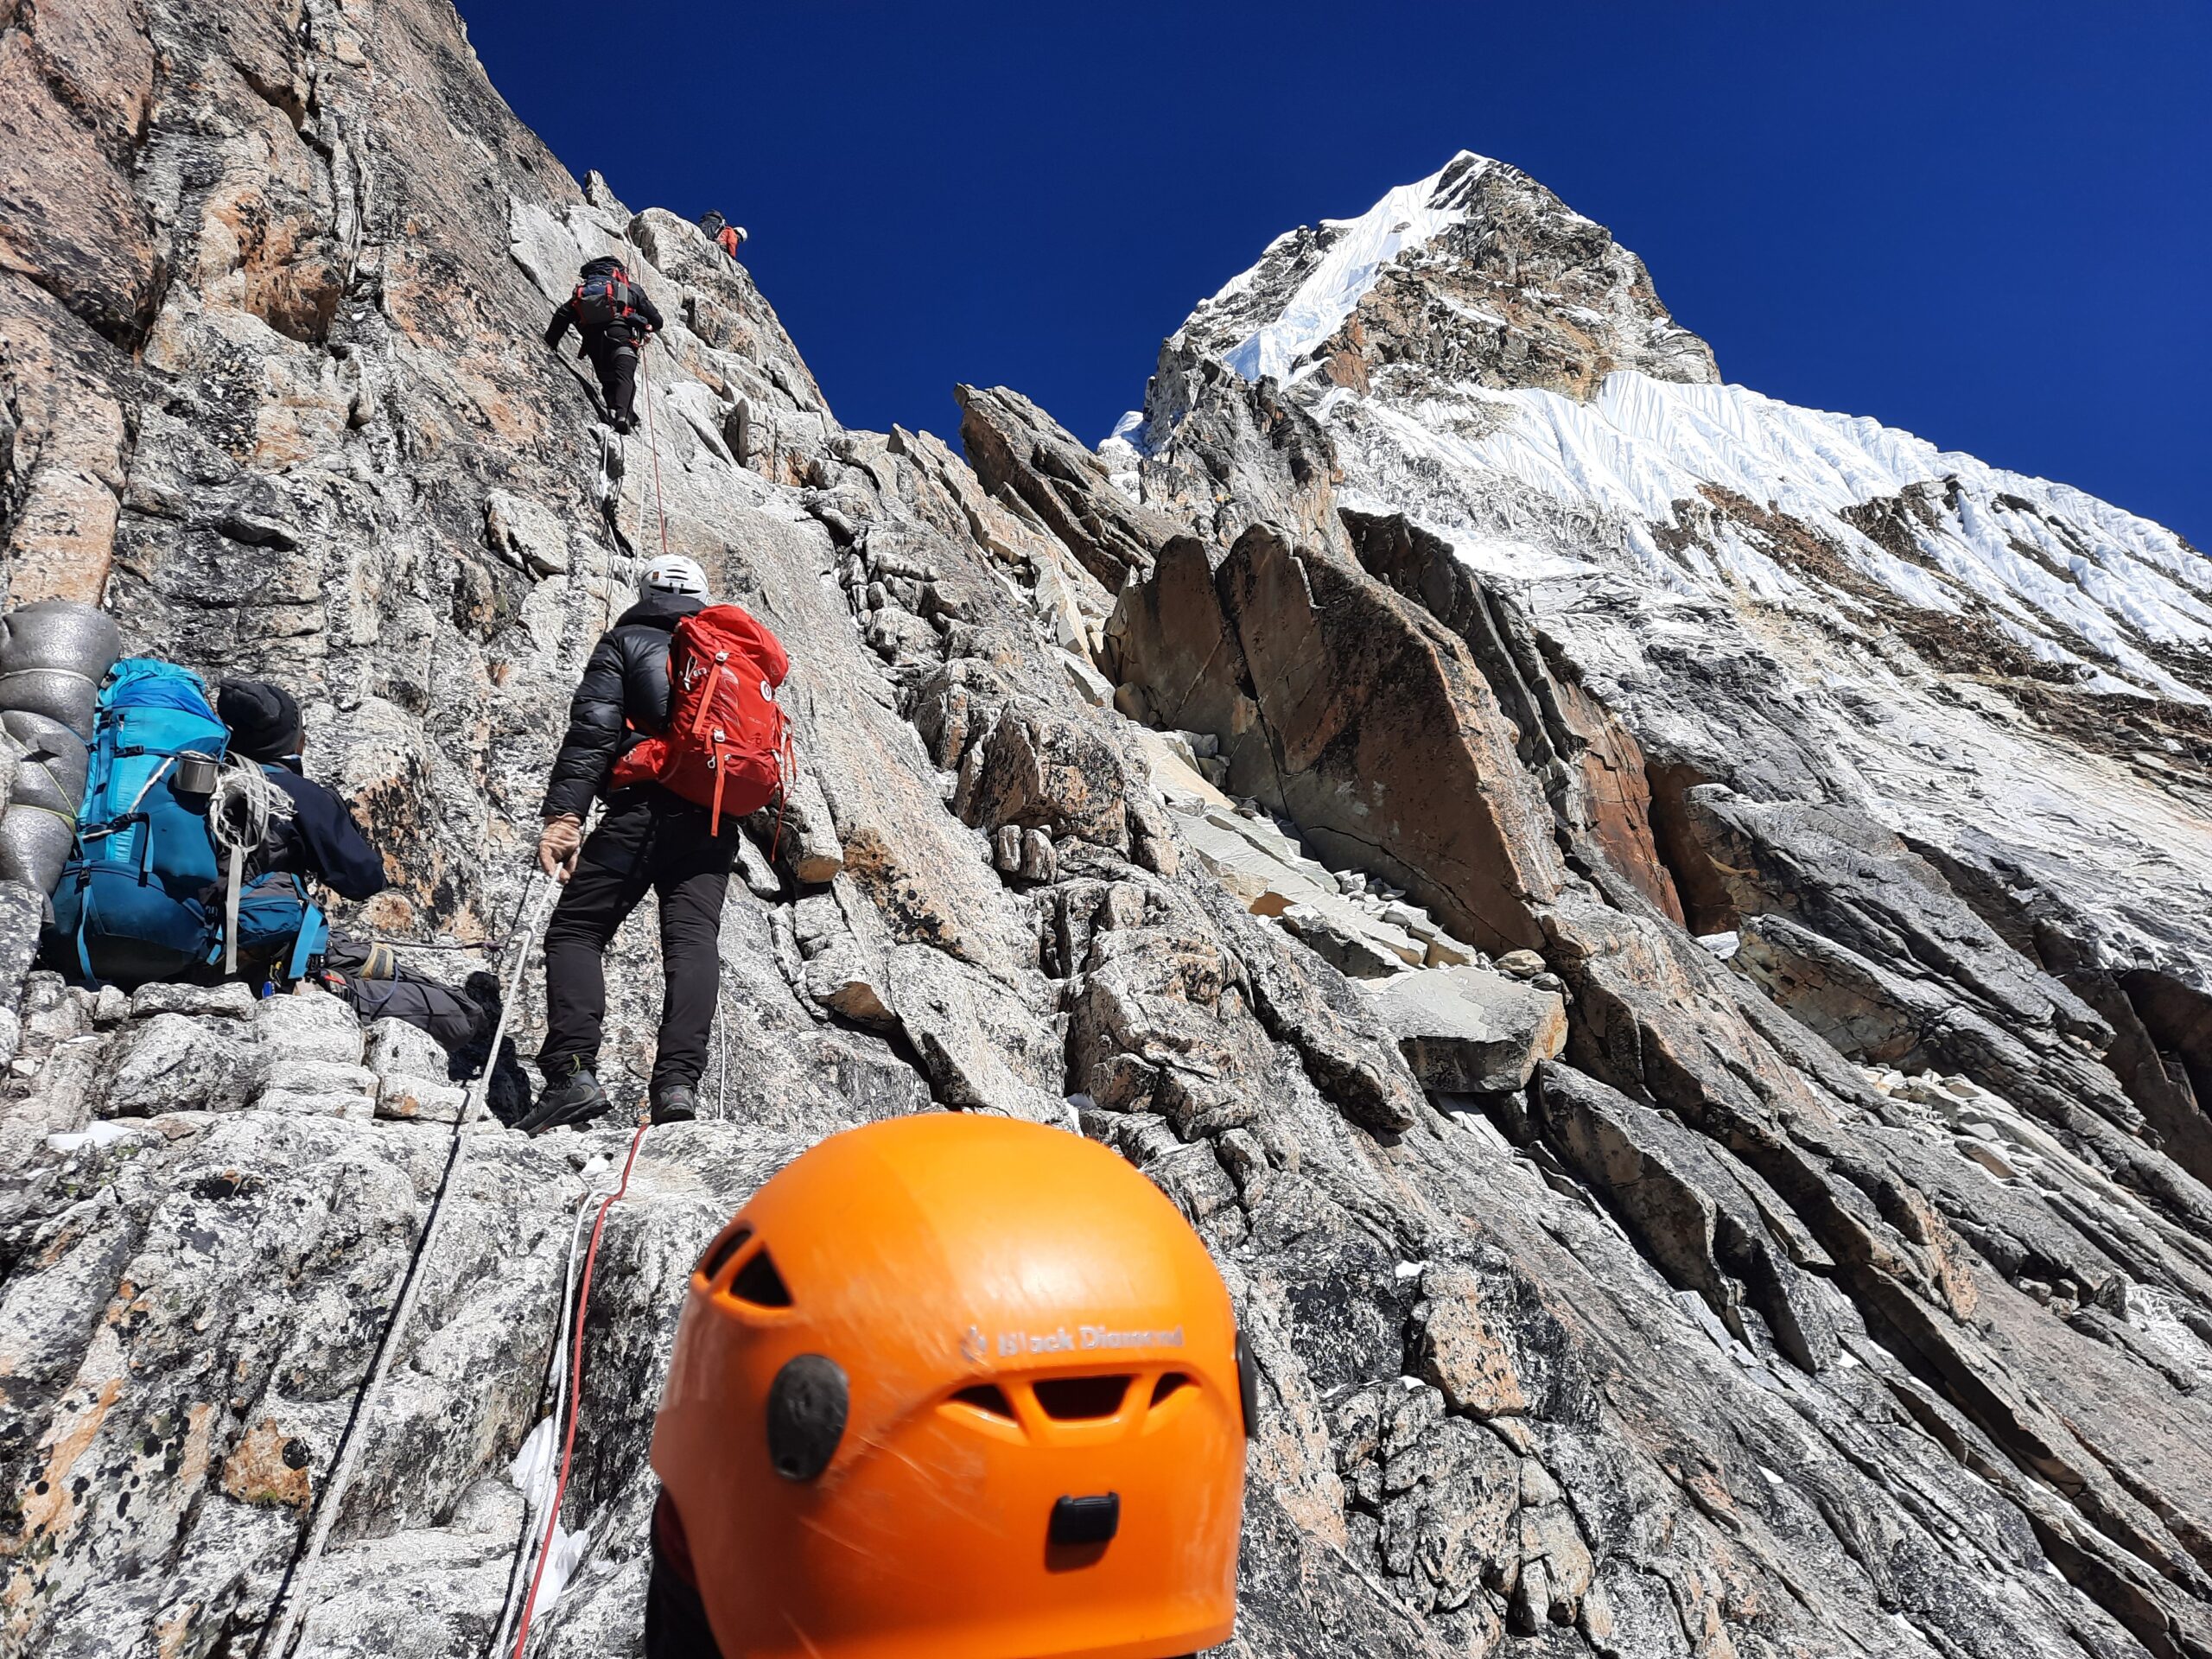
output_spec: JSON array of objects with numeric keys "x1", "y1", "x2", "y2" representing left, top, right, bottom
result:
[
  {"x1": 207, "y1": 761, "x2": 296, "y2": 973},
  {"x1": 636, "y1": 334, "x2": 672, "y2": 566},
  {"x1": 504, "y1": 1113, "x2": 652, "y2": 1659},
  {"x1": 259, "y1": 868, "x2": 560, "y2": 1659},
  {"x1": 714, "y1": 958, "x2": 732, "y2": 1121},
  {"x1": 619, "y1": 226, "x2": 673, "y2": 568}
]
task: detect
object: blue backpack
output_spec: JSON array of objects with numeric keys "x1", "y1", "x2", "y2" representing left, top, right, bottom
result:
[{"x1": 50, "y1": 659, "x2": 327, "y2": 990}]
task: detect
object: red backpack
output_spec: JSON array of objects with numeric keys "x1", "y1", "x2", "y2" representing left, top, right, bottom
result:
[{"x1": 611, "y1": 604, "x2": 791, "y2": 832}]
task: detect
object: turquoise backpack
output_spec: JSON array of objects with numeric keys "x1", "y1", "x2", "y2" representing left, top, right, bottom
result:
[{"x1": 48, "y1": 659, "x2": 327, "y2": 989}]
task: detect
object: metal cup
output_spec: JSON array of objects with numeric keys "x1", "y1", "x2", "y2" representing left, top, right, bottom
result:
[{"x1": 174, "y1": 752, "x2": 221, "y2": 796}]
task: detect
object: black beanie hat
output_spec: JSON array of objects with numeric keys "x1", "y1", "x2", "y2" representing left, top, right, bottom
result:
[{"x1": 217, "y1": 678, "x2": 302, "y2": 762}]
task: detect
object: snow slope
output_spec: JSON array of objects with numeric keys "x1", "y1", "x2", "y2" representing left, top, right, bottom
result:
[{"x1": 1329, "y1": 372, "x2": 2212, "y2": 700}]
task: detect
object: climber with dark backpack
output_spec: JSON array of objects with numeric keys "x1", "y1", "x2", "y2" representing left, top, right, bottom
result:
[
  {"x1": 525, "y1": 553, "x2": 791, "y2": 1135},
  {"x1": 544, "y1": 254, "x2": 665, "y2": 435},
  {"x1": 48, "y1": 663, "x2": 338, "y2": 989}
]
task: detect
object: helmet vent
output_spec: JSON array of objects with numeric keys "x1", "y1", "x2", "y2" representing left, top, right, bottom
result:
[
  {"x1": 696, "y1": 1226, "x2": 752, "y2": 1285},
  {"x1": 1033, "y1": 1375, "x2": 1132, "y2": 1421},
  {"x1": 950, "y1": 1383, "x2": 1016, "y2": 1421},
  {"x1": 1149, "y1": 1371, "x2": 1194, "y2": 1406},
  {"x1": 728, "y1": 1248, "x2": 793, "y2": 1308}
]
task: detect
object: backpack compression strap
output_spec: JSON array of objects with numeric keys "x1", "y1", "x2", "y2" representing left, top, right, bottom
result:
[{"x1": 287, "y1": 901, "x2": 330, "y2": 983}]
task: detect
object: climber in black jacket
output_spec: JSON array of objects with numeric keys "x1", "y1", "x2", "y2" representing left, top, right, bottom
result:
[
  {"x1": 543, "y1": 255, "x2": 666, "y2": 434},
  {"x1": 524, "y1": 552, "x2": 726, "y2": 1135}
]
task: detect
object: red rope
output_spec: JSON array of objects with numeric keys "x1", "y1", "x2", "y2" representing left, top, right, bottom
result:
[{"x1": 510, "y1": 1115, "x2": 652, "y2": 1659}]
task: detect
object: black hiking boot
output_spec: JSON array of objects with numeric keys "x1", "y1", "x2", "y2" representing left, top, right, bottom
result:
[
  {"x1": 518, "y1": 1060, "x2": 612, "y2": 1135},
  {"x1": 650, "y1": 1081, "x2": 698, "y2": 1126}
]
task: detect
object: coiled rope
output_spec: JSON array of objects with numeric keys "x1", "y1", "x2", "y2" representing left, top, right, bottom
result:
[
  {"x1": 207, "y1": 762, "x2": 296, "y2": 974},
  {"x1": 257, "y1": 868, "x2": 561, "y2": 1659}
]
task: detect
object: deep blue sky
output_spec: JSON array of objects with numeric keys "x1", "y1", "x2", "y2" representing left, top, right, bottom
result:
[{"x1": 465, "y1": 1, "x2": 2210, "y2": 545}]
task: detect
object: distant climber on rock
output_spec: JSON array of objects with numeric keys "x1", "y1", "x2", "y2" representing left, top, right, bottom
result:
[
  {"x1": 697, "y1": 211, "x2": 747, "y2": 264},
  {"x1": 524, "y1": 553, "x2": 791, "y2": 1135},
  {"x1": 543, "y1": 255, "x2": 665, "y2": 435}
]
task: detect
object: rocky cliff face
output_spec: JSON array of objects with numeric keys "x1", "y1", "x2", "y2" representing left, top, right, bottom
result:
[{"x1": 3, "y1": 10, "x2": 2210, "y2": 1659}]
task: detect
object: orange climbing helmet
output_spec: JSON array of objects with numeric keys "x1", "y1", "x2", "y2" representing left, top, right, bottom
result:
[{"x1": 649, "y1": 1113, "x2": 1252, "y2": 1659}]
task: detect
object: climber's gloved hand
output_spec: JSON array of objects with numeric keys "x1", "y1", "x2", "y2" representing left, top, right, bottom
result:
[{"x1": 538, "y1": 814, "x2": 584, "y2": 882}]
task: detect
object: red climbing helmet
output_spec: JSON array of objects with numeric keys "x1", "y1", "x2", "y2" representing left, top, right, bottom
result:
[{"x1": 649, "y1": 1113, "x2": 1252, "y2": 1658}]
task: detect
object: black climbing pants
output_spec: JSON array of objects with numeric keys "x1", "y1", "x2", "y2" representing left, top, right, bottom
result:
[
  {"x1": 587, "y1": 338, "x2": 639, "y2": 427},
  {"x1": 540, "y1": 786, "x2": 733, "y2": 1093},
  {"x1": 321, "y1": 936, "x2": 487, "y2": 1051}
]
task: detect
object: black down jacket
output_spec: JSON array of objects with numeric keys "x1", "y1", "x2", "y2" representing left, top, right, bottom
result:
[{"x1": 540, "y1": 592, "x2": 702, "y2": 820}]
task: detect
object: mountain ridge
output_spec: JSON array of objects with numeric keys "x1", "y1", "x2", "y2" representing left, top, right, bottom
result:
[{"x1": 1110, "y1": 154, "x2": 2212, "y2": 1007}]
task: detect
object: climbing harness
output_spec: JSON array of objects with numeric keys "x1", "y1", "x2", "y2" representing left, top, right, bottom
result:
[
  {"x1": 504, "y1": 1110, "x2": 652, "y2": 1659},
  {"x1": 257, "y1": 868, "x2": 562, "y2": 1659}
]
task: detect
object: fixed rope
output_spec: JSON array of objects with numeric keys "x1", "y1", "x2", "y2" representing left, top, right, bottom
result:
[
  {"x1": 258, "y1": 868, "x2": 560, "y2": 1659},
  {"x1": 486, "y1": 1136, "x2": 623, "y2": 1655},
  {"x1": 505, "y1": 1111, "x2": 652, "y2": 1659},
  {"x1": 615, "y1": 227, "x2": 671, "y2": 571},
  {"x1": 636, "y1": 334, "x2": 672, "y2": 564},
  {"x1": 714, "y1": 963, "x2": 731, "y2": 1121}
]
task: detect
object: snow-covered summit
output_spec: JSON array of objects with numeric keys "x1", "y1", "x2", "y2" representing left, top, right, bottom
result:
[
  {"x1": 1207, "y1": 151, "x2": 1497, "y2": 384},
  {"x1": 1158, "y1": 149, "x2": 1718, "y2": 428},
  {"x1": 1137, "y1": 150, "x2": 2212, "y2": 709}
]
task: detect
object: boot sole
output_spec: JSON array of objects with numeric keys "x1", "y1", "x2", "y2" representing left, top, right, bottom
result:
[{"x1": 517, "y1": 1090, "x2": 613, "y2": 1136}]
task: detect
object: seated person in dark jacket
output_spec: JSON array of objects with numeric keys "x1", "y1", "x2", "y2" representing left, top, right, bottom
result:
[
  {"x1": 523, "y1": 553, "x2": 728, "y2": 1135},
  {"x1": 216, "y1": 680, "x2": 387, "y2": 905},
  {"x1": 217, "y1": 681, "x2": 523, "y2": 1114},
  {"x1": 543, "y1": 255, "x2": 665, "y2": 435}
]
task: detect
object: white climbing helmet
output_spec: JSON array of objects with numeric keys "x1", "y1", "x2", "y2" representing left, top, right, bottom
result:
[
  {"x1": 730, "y1": 225, "x2": 749, "y2": 244},
  {"x1": 640, "y1": 554, "x2": 709, "y2": 600}
]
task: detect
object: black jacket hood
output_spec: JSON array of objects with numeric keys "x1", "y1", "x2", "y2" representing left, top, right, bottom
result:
[{"x1": 613, "y1": 593, "x2": 703, "y2": 632}]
